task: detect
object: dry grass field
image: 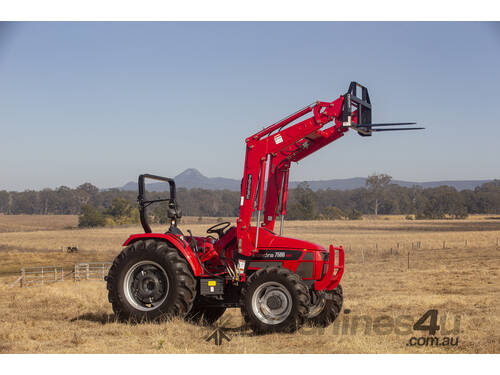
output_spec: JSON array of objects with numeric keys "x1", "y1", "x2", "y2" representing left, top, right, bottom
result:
[
  {"x1": 0, "y1": 214, "x2": 78, "y2": 233},
  {"x1": 0, "y1": 214, "x2": 499, "y2": 353}
]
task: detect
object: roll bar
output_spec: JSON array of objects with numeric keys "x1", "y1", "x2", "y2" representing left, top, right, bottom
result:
[{"x1": 137, "y1": 174, "x2": 181, "y2": 233}]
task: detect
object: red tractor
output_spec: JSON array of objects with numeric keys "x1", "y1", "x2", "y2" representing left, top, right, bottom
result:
[{"x1": 106, "y1": 82, "x2": 421, "y2": 333}]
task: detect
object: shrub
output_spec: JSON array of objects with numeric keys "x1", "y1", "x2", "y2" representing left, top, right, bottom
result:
[
  {"x1": 78, "y1": 204, "x2": 106, "y2": 228},
  {"x1": 346, "y1": 208, "x2": 363, "y2": 220},
  {"x1": 322, "y1": 206, "x2": 345, "y2": 220}
]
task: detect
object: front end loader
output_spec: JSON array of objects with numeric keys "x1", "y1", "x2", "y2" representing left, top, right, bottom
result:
[{"x1": 106, "y1": 82, "x2": 422, "y2": 334}]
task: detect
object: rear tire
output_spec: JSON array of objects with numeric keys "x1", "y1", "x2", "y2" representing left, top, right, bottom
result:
[
  {"x1": 106, "y1": 239, "x2": 196, "y2": 322},
  {"x1": 241, "y1": 267, "x2": 309, "y2": 334},
  {"x1": 306, "y1": 285, "x2": 343, "y2": 327}
]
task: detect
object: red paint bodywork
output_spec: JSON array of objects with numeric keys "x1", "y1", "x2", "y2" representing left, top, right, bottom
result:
[
  {"x1": 237, "y1": 96, "x2": 349, "y2": 257},
  {"x1": 123, "y1": 226, "x2": 343, "y2": 290},
  {"x1": 123, "y1": 233, "x2": 204, "y2": 276},
  {"x1": 123, "y1": 92, "x2": 354, "y2": 291}
]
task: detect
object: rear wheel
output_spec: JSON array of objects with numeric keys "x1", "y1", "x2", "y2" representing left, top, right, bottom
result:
[
  {"x1": 306, "y1": 285, "x2": 343, "y2": 327},
  {"x1": 106, "y1": 239, "x2": 196, "y2": 322},
  {"x1": 241, "y1": 267, "x2": 309, "y2": 334}
]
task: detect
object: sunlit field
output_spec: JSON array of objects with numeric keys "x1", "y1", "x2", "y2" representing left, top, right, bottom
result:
[{"x1": 0, "y1": 214, "x2": 499, "y2": 353}]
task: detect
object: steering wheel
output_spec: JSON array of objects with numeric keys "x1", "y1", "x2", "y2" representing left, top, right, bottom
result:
[{"x1": 206, "y1": 221, "x2": 231, "y2": 239}]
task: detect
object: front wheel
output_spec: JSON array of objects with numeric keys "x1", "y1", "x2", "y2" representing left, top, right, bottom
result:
[
  {"x1": 241, "y1": 267, "x2": 309, "y2": 334},
  {"x1": 306, "y1": 285, "x2": 343, "y2": 327},
  {"x1": 106, "y1": 239, "x2": 196, "y2": 322}
]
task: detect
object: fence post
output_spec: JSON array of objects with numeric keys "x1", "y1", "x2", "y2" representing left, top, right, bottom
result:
[
  {"x1": 74, "y1": 264, "x2": 77, "y2": 282},
  {"x1": 407, "y1": 251, "x2": 410, "y2": 270},
  {"x1": 41, "y1": 267, "x2": 44, "y2": 285},
  {"x1": 86, "y1": 264, "x2": 89, "y2": 280},
  {"x1": 20, "y1": 268, "x2": 25, "y2": 288},
  {"x1": 102, "y1": 264, "x2": 105, "y2": 280},
  {"x1": 61, "y1": 267, "x2": 64, "y2": 281},
  {"x1": 54, "y1": 267, "x2": 57, "y2": 281}
]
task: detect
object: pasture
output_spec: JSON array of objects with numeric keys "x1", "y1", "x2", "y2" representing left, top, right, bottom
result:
[{"x1": 0, "y1": 214, "x2": 499, "y2": 353}]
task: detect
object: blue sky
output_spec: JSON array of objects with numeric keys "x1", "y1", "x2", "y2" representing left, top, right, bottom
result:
[{"x1": 1, "y1": 22, "x2": 499, "y2": 191}]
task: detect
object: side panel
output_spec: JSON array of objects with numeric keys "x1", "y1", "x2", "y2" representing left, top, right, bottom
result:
[
  {"x1": 123, "y1": 233, "x2": 204, "y2": 276},
  {"x1": 247, "y1": 249, "x2": 318, "y2": 280}
]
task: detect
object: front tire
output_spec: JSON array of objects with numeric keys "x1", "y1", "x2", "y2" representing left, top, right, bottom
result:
[
  {"x1": 241, "y1": 267, "x2": 309, "y2": 334},
  {"x1": 106, "y1": 239, "x2": 196, "y2": 322},
  {"x1": 306, "y1": 285, "x2": 343, "y2": 327}
]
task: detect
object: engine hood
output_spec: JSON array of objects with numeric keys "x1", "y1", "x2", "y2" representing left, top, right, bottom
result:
[{"x1": 249, "y1": 226, "x2": 325, "y2": 251}]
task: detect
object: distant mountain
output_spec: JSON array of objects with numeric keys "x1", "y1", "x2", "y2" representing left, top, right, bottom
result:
[
  {"x1": 288, "y1": 178, "x2": 368, "y2": 191},
  {"x1": 121, "y1": 168, "x2": 240, "y2": 192},
  {"x1": 119, "y1": 168, "x2": 493, "y2": 192}
]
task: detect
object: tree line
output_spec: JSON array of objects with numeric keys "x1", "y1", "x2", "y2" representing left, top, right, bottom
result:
[{"x1": 1, "y1": 175, "x2": 500, "y2": 225}]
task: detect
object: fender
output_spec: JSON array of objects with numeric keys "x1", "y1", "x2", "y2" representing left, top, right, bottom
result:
[{"x1": 123, "y1": 233, "x2": 204, "y2": 276}]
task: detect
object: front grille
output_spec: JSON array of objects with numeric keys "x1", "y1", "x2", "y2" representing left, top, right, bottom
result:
[
  {"x1": 320, "y1": 251, "x2": 329, "y2": 278},
  {"x1": 321, "y1": 262, "x2": 328, "y2": 278},
  {"x1": 296, "y1": 262, "x2": 314, "y2": 279}
]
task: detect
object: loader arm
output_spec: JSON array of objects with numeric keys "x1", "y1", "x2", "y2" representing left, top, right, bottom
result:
[{"x1": 236, "y1": 82, "x2": 421, "y2": 257}]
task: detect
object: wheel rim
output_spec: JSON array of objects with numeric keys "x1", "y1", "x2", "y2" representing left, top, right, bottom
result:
[
  {"x1": 251, "y1": 281, "x2": 293, "y2": 325},
  {"x1": 123, "y1": 260, "x2": 169, "y2": 311}
]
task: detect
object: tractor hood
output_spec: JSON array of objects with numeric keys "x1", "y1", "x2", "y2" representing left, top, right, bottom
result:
[{"x1": 249, "y1": 226, "x2": 325, "y2": 251}]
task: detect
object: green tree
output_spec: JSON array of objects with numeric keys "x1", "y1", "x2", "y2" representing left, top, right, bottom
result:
[
  {"x1": 78, "y1": 204, "x2": 106, "y2": 227},
  {"x1": 105, "y1": 197, "x2": 138, "y2": 224},
  {"x1": 0, "y1": 191, "x2": 9, "y2": 213},
  {"x1": 321, "y1": 206, "x2": 345, "y2": 220},
  {"x1": 105, "y1": 197, "x2": 133, "y2": 218},
  {"x1": 366, "y1": 173, "x2": 392, "y2": 215},
  {"x1": 77, "y1": 182, "x2": 99, "y2": 196},
  {"x1": 416, "y1": 186, "x2": 468, "y2": 219},
  {"x1": 287, "y1": 182, "x2": 318, "y2": 220},
  {"x1": 346, "y1": 208, "x2": 363, "y2": 220}
]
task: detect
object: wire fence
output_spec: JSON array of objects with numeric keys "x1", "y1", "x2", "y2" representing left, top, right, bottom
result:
[
  {"x1": 341, "y1": 237, "x2": 500, "y2": 270},
  {"x1": 14, "y1": 266, "x2": 66, "y2": 288},
  {"x1": 73, "y1": 262, "x2": 112, "y2": 281},
  {"x1": 342, "y1": 236, "x2": 500, "y2": 257},
  {"x1": 6, "y1": 236, "x2": 500, "y2": 288},
  {"x1": 8, "y1": 262, "x2": 112, "y2": 288}
]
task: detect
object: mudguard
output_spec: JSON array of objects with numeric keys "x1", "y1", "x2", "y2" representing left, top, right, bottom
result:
[{"x1": 122, "y1": 233, "x2": 204, "y2": 276}]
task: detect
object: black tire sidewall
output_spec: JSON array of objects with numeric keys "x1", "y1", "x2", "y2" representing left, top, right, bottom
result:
[
  {"x1": 307, "y1": 285, "x2": 343, "y2": 327},
  {"x1": 243, "y1": 268, "x2": 308, "y2": 333},
  {"x1": 108, "y1": 240, "x2": 195, "y2": 321}
]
